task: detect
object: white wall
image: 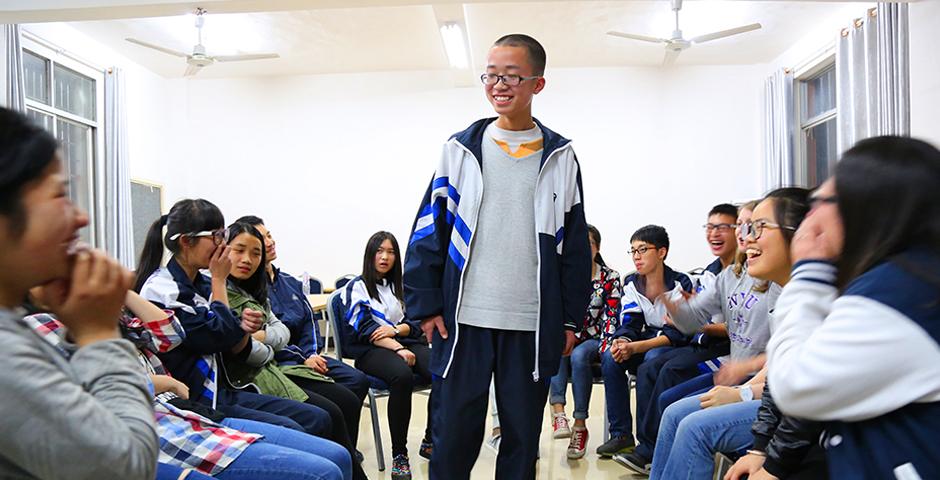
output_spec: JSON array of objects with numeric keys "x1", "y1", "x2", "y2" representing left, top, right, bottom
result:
[
  {"x1": 910, "y1": 0, "x2": 940, "y2": 148},
  {"x1": 167, "y1": 65, "x2": 765, "y2": 283},
  {"x1": 20, "y1": 23, "x2": 765, "y2": 284}
]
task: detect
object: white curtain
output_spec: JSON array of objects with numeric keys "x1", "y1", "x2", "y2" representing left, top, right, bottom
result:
[
  {"x1": 836, "y1": 4, "x2": 910, "y2": 154},
  {"x1": 2, "y1": 24, "x2": 26, "y2": 111},
  {"x1": 762, "y1": 69, "x2": 795, "y2": 192},
  {"x1": 100, "y1": 67, "x2": 136, "y2": 268}
]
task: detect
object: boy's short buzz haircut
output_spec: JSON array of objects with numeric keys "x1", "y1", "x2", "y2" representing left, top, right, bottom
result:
[{"x1": 492, "y1": 34, "x2": 546, "y2": 76}]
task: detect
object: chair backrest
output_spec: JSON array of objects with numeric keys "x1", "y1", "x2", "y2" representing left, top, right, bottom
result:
[
  {"x1": 307, "y1": 276, "x2": 323, "y2": 294},
  {"x1": 325, "y1": 289, "x2": 348, "y2": 359},
  {"x1": 335, "y1": 274, "x2": 356, "y2": 290}
]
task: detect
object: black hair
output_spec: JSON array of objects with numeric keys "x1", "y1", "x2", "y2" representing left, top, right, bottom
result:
[
  {"x1": 762, "y1": 187, "x2": 811, "y2": 246},
  {"x1": 235, "y1": 215, "x2": 264, "y2": 227},
  {"x1": 708, "y1": 203, "x2": 738, "y2": 220},
  {"x1": 631, "y1": 224, "x2": 670, "y2": 259},
  {"x1": 134, "y1": 198, "x2": 225, "y2": 291},
  {"x1": 492, "y1": 34, "x2": 547, "y2": 76},
  {"x1": 587, "y1": 224, "x2": 606, "y2": 266},
  {"x1": 361, "y1": 231, "x2": 403, "y2": 304},
  {"x1": 834, "y1": 136, "x2": 940, "y2": 290},
  {"x1": 0, "y1": 107, "x2": 59, "y2": 238},
  {"x1": 226, "y1": 221, "x2": 268, "y2": 303}
]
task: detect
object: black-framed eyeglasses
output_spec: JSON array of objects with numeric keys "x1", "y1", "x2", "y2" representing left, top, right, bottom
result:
[
  {"x1": 169, "y1": 228, "x2": 228, "y2": 246},
  {"x1": 629, "y1": 245, "x2": 658, "y2": 256},
  {"x1": 703, "y1": 223, "x2": 735, "y2": 233},
  {"x1": 740, "y1": 220, "x2": 796, "y2": 240},
  {"x1": 480, "y1": 73, "x2": 541, "y2": 86},
  {"x1": 810, "y1": 194, "x2": 838, "y2": 208}
]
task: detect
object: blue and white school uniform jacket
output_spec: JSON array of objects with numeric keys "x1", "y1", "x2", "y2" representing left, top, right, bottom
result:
[
  {"x1": 267, "y1": 266, "x2": 322, "y2": 363},
  {"x1": 403, "y1": 117, "x2": 593, "y2": 381},
  {"x1": 612, "y1": 265, "x2": 694, "y2": 346},
  {"x1": 340, "y1": 276, "x2": 424, "y2": 360},
  {"x1": 140, "y1": 258, "x2": 271, "y2": 407},
  {"x1": 767, "y1": 248, "x2": 940, "y2": 480}
]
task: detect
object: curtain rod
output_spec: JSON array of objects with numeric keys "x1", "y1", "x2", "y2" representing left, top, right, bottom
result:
[{"x1": 21, "y1": 28, "x2": 106, "y2": 73}]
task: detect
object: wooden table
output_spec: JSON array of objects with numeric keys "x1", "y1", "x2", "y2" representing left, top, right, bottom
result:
[{"x1": 307, "y1": 293, "x2": 331, "y2": 315}]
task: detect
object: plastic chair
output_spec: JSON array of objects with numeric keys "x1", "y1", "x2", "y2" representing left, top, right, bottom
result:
[{"x1": 334, "y1": 274, "x2": 356, "y2": 290}]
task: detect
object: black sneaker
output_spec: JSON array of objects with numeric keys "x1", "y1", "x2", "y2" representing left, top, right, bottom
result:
[
  {"x1": 613, "y1": 451, "x2": 651, "y2": 475},
  {"x1": 419, "y1": 438, "x2": 433, "y2": 460},
  {"x1": 596, "y1": 436, "x2": 636, "y2": 457}
]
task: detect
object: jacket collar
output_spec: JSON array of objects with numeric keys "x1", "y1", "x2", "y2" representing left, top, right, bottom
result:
[{"x1": 451, "y1": 117, "x2": 572, "y2": 170}]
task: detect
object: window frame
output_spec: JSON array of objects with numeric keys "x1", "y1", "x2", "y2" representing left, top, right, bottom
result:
[
  {"x1": 21, "y1": 36, "x2": 105, "y2": 247},
  {"x1": 794, "y1": 51, "x2": 837, "y2": 188}
]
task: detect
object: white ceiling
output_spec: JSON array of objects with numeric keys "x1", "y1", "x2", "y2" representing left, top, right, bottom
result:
[{"x1": 33, "y1": 1, "x2": 874, "y2": 78}]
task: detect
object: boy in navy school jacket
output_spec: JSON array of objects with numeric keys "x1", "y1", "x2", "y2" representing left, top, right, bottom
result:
[{"x1": 403, "y1": 34, "x2": 592, "y2": 480}]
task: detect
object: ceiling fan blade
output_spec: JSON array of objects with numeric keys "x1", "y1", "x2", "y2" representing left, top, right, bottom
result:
[
  {"x1": 183, "y1": 63, "x2": 201, "y2": 77},
  {"x1": 607, "y1": 31, "x2": 669, "y2": 44},
  {"x1": 125, "y1": 38, "x2": 188, "y2": 58},
  {"x1": 691, "y1": 23, "x2": 762, "y2": 44},
  {"x1": 663, "y1": 49, "x2": 681, "y2": 66},
  {"x1": 213, "y1": 53, "x2": 280, "y2": 63}
]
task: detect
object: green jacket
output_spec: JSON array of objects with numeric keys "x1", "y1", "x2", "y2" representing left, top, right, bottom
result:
[{"x1": 225, "y1": 284, "x2": 332, "y2": 402}]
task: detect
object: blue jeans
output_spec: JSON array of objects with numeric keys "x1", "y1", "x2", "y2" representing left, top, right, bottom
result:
[
  {"x1": 156, "y1": 463, "x2": 213, "y2": 480},
  {"x1": 549, "y1": 338, "x2": 600, "y2": 420},
  {"x1": 649, "y1": 396, "x2": 760, "y2": 480},
  {"x1": 601, "y1": 348, "x2": 645, "y2": 438},
  {"x1": 218, "y1": 418, "x2": 351, "y2": 480}
]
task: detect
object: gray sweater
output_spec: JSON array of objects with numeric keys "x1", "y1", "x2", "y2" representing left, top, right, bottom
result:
[
  {"x1": 458, "y1": 124, "x2": 542, "y2": 331},
  {"x1": 671, "y1": 268, "x2": 781, "y2": 361},
  {"x1": 0, "y1": 309, "x2": 158, "y2": 480}
]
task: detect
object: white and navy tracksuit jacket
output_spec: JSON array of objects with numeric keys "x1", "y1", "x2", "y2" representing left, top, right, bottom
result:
[
  {"x1": 140, "y1": 258, "x2": 276, "y2": 407},
  {"x1": 613, "y1": 265, "x2": 694, "y2": 346},
  {"x1": 403, "y1": 117, "x2": 592, "y2": 381},
  {"x1": 767, "y1": 248, "x2": 940, "y2": 479}
]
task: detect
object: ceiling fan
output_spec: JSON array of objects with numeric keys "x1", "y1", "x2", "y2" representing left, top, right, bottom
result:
[
  {"x1": 607, "y1": 0, "x2": 761, "y2": 66},
  {"x1": 125, "y1": 8, "x2": 280, "y2": 77}
]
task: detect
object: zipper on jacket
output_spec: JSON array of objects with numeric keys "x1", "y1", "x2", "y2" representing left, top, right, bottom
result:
[{"x1": 531, "y1": 143, "x2": 571, "y2": 382}]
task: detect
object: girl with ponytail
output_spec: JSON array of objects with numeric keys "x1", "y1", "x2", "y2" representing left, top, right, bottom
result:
[{"x1": 135, "y1": 199, "x2": 352, "y2": 480}]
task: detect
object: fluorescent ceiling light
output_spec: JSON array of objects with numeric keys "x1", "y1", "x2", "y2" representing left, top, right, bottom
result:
[{"x1": 440, "y1": 22, "x2": 469, "y2": 70}]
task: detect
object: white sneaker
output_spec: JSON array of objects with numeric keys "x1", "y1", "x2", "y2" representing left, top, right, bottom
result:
[
  {"x1": 485, "y1": 434, "x2": 501, "y2": 453},
  {"x1": 552, "y1": 413, "x2": 572, "y2": 439}
]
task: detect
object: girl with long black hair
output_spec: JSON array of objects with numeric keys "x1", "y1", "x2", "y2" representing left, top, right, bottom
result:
[
  {"x1": 767, "y1": 136, "x2": 940, "y2": 479},
  {"x1": 223, "y1": 222, "x2": 367, "y2": 480},
  {"x1": 340, "y1": 231, "x2": 433, "y2": 480}
]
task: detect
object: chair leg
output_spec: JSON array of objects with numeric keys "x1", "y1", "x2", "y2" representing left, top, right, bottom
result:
[
  {"x1": 323, "y1": 319, "x2": 332, "y2": 354},
  {"x1": 604, "y1": 393, "x2": 610, "y2": 443},
  {"x1": 368, "y1": 389, "x2": 386, "y2": 472}
]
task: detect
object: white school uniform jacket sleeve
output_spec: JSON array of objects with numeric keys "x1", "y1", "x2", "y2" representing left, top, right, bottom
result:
[{"x1": 767, "y1": 260, "x2": 940, "y2": 422}]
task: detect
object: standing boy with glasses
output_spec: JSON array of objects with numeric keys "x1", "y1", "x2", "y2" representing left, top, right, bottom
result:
[{"x1": 403, "y1": 34, "x2": 592, "y2": 480}]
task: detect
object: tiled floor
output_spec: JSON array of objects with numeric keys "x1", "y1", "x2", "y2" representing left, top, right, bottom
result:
[{"x1": 355, "y1": 383, "x2": 646, "y2": 479}]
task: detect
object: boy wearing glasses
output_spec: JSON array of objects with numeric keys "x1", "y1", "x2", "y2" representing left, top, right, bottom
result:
[
  {"x1": 403, "y1": 34, "x2": 591, "y2": 480},
  {"x1": 612, "y1": 205, "x2": 740, "y2": 472},
  {"x1": 596, "y1": 225, "x2": 695, "y2": 470}
]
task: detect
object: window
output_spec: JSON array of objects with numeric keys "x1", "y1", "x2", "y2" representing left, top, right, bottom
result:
[
  {"x1": 22, "y1": 43, "x2": 103, "y2": 245},
  {"x1": 796, "y1": 62, "x2": 837, "y2": 188}
]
